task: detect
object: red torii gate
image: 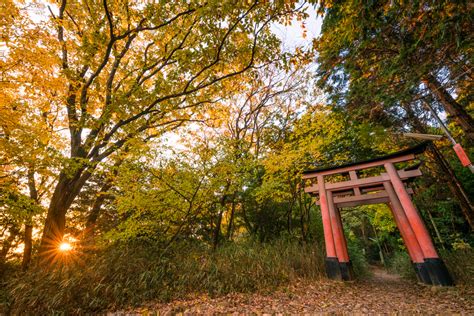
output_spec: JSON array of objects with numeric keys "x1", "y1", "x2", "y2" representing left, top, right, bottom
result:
[{"x1": 302, "y1": 143, "x2": 453, "y2": 286}]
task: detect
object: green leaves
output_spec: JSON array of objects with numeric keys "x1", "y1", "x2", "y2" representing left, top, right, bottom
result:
[
  {"x1": 315, "y1": 0, "x2": 473, "y2": 130},
  {"x1": 0, "y1": 186, "x2": 42, "y2": 224}
]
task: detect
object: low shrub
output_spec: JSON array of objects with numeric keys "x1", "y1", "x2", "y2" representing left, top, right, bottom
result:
[
  {"x1": 387, "y1": 251, "x2": 417, "y2": 280},
  {"x1": 387, "y1": 249, "x2": 474, "y2": 285},
  {"x1": 346, "y1": 239, "x2": 370, "y2": 278},
  {"x1": 3, "y1": 239, "x2": 325, "y2": 314},
  {"x1": 441, "y1": 248, "x2": 474, "y2": 286}
]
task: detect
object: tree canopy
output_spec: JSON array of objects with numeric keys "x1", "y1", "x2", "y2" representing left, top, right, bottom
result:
[
  {"x1": 314, "y1": 0, "x2": 473, "y2": 140},
  {"x1": 0, "y1": 1, "x2": 473, "y2": 313}
]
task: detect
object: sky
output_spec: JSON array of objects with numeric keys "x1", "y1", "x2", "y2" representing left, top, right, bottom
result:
[
  {"x1": 163, "y1": 4, "x2": 323, "y2": 152},
  {"x1": 2, "y1": 1, "x2": 322, "y2": 58},
  {"x1": 271, "y1": 4, "x2": 323, "y2": 50},
  {"x1": 0, "y1": 1, "x2": 324, "y2": 154}
]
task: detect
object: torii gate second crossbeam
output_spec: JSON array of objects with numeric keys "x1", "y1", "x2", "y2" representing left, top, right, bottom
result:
[{"x1": 302, "y1": 142, "x2": 453, "y2": 286}]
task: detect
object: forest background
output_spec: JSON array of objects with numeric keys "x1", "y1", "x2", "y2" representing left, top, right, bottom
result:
[{"x1": 0, "y1": 0, "x2": 473, "y2": 313}]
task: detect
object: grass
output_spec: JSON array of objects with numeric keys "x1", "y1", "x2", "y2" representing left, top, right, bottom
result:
[
  {"x1": 387, "y1": 249, "x2": 474, "y2": 285},
  {"x1": 7, "y1": 239, "x2": 470, "y2": 314},
  {"x1": 441, "y1": 248, "x2": 474, "y2": 286},
  {"x1": 347, "y1": 238, "x2": 370, "y2": 279},
  {"x1": 387, "y1": 251, "x2": 417, "y2": 280},
  {"x1": 2, "y1": 239, "x2": 326, "y2": 314}
]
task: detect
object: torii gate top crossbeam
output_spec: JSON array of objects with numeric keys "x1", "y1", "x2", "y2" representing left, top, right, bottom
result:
[
  {"x1": 302, "y1": 142, "x2": 429, "y2": 208},
  {"x1": 302, "y1": 142, "x2": 429, "y2": 179}
]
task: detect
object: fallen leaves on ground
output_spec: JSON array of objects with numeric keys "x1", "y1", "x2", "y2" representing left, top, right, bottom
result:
[{"x1": 113, "y1": 268, "x2": 474, "y2": 314}]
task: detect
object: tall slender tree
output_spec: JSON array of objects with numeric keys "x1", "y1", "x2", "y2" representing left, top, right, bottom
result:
[{"x1": 313, "y1": 0, "x2": 473, "y2": 139}]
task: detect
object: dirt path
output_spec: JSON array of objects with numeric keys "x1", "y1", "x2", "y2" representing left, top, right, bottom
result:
[{"x1": 119, "y1": 269, "x2": 474, "y2": 314}]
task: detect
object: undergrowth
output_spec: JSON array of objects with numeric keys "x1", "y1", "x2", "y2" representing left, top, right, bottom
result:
[
  {"x1": 387, "y1": 251, "x2": 417, "y2": 280},
  {"x1": 4, "y1": 239, "x2": 471, "y2": 314},
  {"x1": 388, "y1": 249, "x2": 474, "y2": 285},
  {"x1": 441, "y1": 248, "x2": 474, "y2": 285},
  {"x1": 347, "y1": 238, "x2": 370, "y2": 278},
  {"x1": 2, "y1": 240, "x2": 325, "y2": 314}
]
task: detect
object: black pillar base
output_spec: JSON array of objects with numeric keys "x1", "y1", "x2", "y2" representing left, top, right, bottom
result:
[
  {"x1": 325, "y1": 258, "x2": 355, "y2": 281},
  {"x1": 425, "y1": 258, "x2": 454, "y2": 286},
  {"x1": 413, "y1": 262, "x2": 432, "y2": 285},
  {"x1": 325, "y1": 257, "x2": 341, "y2": 280},
  {"x1": 339, "y1": 261, "x2": 354, "y2": 281},
  {"x1": 413, "y1": 258, "x2": 454, "y2": 286}
]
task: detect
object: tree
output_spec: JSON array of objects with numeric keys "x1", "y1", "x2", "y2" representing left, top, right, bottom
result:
[
  {"x1": 95, "y1": 63, "x2": 313, "y2": 247},
  {"x1": 207, "y1": 65, "x2": 309, "y2": 244},
  {"x1": 1, "y1": 0, "x2": 61, "y2": 267},
  {"x1": 0, "y1": 0, "x2": 305, "y2": 258},
  {"x1": 313, "y1": 0, "x2": 473, "y2": 140}
]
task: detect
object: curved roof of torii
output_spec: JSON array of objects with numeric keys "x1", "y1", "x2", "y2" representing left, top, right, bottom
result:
[{"x1": 302, "y1": 141, "x2": 430, "y2": 175}]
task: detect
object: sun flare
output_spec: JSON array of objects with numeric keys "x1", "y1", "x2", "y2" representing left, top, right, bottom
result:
[{"x1": 58, "y1": 242, "x2": 73, "y2": 252}]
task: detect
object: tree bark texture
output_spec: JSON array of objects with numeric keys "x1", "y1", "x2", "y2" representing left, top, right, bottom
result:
[
  {"x1": 404, "y1": 109, "x2": 474, "y2": 230},
  {"x1": 427, "y1": 144, "x2": 474, "y2": 230},
  {"x1": 23, "y1": 168, "x2": 38, "y2": 270},
  {"x1": 39, "y1": 168, "x2": 92, "y2": 258},
  {"x1": 423, "y1": 74, "x2": 474, "y2": 140}
]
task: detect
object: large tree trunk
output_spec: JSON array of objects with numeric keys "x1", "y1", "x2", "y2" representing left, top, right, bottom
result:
[
  {"x1": 427, "y1": 144, "x2": 474, "y2": 230},
  {"x1": 213, "y1": 182, "x2": 231, "y2": 250},
  {"x1": 423, "y1": 74, "x2": 474, "y2": 140},
  {"x1": 39, "y1": 168, "x2": 91, "y2": 258},
  {"x1": 403, "y1": 106, "x2": 474, "y2": 230}
]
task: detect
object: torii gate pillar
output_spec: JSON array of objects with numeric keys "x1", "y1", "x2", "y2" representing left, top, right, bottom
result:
[{"x1": 303, "y1": 143, "x2": 453, "y2": 286}]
